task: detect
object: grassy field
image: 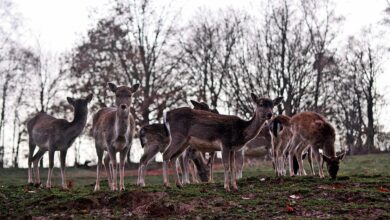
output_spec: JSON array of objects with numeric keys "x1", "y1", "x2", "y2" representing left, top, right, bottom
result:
[{"x1": 0, "y1": 153, "x2": 389, "y2": 219}]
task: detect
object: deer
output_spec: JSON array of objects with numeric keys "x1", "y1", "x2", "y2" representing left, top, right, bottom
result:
[
  {"x1": 267, "y1": 115, "x2": 292, "y2": 176},
  {"x1": 93, "y1": 83, "x2": 139, "y2": 191},
  {"x1": 163, "y1": 94, "x2": 283, "y2": 191},
  {"x1": 136, "y1": 100, "x2": 215, "y2": 187},
  {"x1": 27, "y1": 94, "x2": 93, "y2": 189},
  {"x1": 281, "y1": 111, "x2": 345, "y2": 179}
]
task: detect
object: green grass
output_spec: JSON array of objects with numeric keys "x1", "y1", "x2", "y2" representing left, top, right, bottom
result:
[{"x1": 0, "y1": 153, "x2": 389, "y2": 219}]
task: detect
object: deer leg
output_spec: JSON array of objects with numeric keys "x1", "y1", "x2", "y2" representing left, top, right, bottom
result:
[
  {"x1": 162, "y1": 136, "x2": 187, "y2": 188},
  {"x1": 46, "y1": 150, "x2": 55, "y2": 189},
  {"x1": 28, "y1": 141, "x2": 36, "y2": 184},
  {"x1": 297, "y1": 147, "x2": 307, "y2": 176},
  {"x1": 235, "y1": 150, "x2": 244, "y2": 180},
  {"x1": 180, "y1": 149, "x2": 191, "y2": 185},
  {"x1": 103, "y1": 153, "x2": 113, "y2": 188},
  {"x1": 60, "y1": 150, "x2": 68, "y2": 189},
  {"x1": 314, "y1": 149, "x2": 324, "y2": 178},
  {"x1": 32, "y1": 149, "x2": 46, "y2": 186},
  {"x1": 189, "y1": 161, "x2": 199, "y2": 183},
  {"x1": 94, "y1": 148, "x2": 104, "y2": 191},
  {"x1": 119, "y1": 148, "x2": 128, "y2": 191},
  {"x1": 230, "y1": 150, "x2": 238, "y2": 191},
  {"x1": 138, "y1": 145, "x2": 158, "y2": 187},
  {"x1": 222, "y1": 148, "x2": 231, "y2": 192},
  {"x1": 108, "y1": 149, "x2": 118, "y2": 191},
  {"x1": 308, "y1": 147, "x2": 315, "y2": 176},
  {"x1": 162, "y1": 161, "x2": 170, "y2": 188},
  {"x1": 208, "y1": 152, "x2": 216, "y2": 183}
]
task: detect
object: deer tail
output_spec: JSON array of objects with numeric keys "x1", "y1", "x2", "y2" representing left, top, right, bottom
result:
[{"x1": 269, "y1": 115, "x2": 291, "y2": 137}]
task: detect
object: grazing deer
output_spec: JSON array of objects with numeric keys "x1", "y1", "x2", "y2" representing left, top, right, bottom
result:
[
  {"x1": 268, "y1": 115, "x2": 292, "y2": 176},
  {"x1": 284, "y1": 111, "x2": 345, "y2": 179},
  {"x1": 163, "y1": 94, "x2": 282, "y2": 191},
  {"x1": 27, "y1": 94, "x2": 93, "y2": 189},
  {"x1": 137, "y1": 100, "x2": 214, "y2": 187},
  {"x1": 93, "y1": 83, "x2": 139, "y2": 191}
]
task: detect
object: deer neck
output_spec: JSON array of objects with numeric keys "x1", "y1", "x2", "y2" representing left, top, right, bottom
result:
[
  {"x1": 243, "y1": 110, "x2": 266, "y2": 144},
  {"x1": 323, "y1": 139, "x2": 336, "y2": 158},
  {"x1": 115, "y1": 110, "x2": 129, "y2": 137},
  {"x1": 67, "y1": 107, "x2": 88, "y2": 138}
]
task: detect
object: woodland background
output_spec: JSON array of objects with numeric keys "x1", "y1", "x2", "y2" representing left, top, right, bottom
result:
[{"x1": 1, "y1": 0, "x2": 390, "y2": 168}]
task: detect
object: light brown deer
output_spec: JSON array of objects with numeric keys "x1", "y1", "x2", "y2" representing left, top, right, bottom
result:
[
  {"x1": 268, "y1": 115, "x2": 292, "y2": 176},
  {"x1": 284, "y1": 111, "x2": 345, "y2": 179},
  {"x1": 27, "y1": 94, "x2": 93, "y2": 189},
  {"x1": 93, "y1": 83, "x2": 139, "y2": 191},
  {"x1": 163, "y1": 94, "x2": 282, "y2": 191},
  {"x1": 136, "y1": 100, "x2": 215, "y2": 187}
]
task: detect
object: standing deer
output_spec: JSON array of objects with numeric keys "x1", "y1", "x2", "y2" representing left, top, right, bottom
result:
[
  {"x1": 268, "y1": 115, "x2": 292, "y2": 176},
  {"x1": 136, "y1": 100, "x2": 214, "y2": 187},
  {"x1": 27, "y1": 94, "x2": 93, "y2": 189},
  {"x1": 163, "y1": 94, "x2": 282, "y2": 191},
  {"x1": 283, "y1": 111, "x2": 345, "y2": 179},
  {"x1": 93, "y1": 83, "x2": 139, "y2": 191}
]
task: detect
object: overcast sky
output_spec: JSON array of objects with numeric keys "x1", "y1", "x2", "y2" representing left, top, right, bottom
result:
[{"x1": 12, "y1": 0, "x2": 390, "y2": 131}]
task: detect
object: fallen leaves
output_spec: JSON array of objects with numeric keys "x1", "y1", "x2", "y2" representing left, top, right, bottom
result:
[
  {"x1": 286, "y1": 203, "x2": 294, "y2": 213},
  {"x1": 318, "y1": 183, "x2": 344, "y2": 190},
  {"x1": 378, "y1": 186, "x2": 390, "y2": 193}
]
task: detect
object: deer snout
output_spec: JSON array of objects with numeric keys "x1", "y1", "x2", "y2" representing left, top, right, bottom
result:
[
  {"x1": 266, "y1": 112, "x2": 273, "y2": 119},
  {"x1": 120, "y1": 104, "x2": 127, "y2": 110}
]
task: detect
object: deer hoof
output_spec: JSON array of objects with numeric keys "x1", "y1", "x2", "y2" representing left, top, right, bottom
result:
[
  {"x1": 164, "y1": 183, "x2": 171, "y2": 189},
  {"x1": 94, "y1": 185, "x2": 100, "y2": 192}
]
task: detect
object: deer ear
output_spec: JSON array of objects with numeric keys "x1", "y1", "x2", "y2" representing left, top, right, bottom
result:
[
  {"x1": 321, "y1": 152, "x2": 331, "y2": 163},
  {"x1": 86, "y1": 94, "x2": 93, "y2": 103},
  {"x1": 251, "y1": 93, "x2": 258, "y2": 103},
  {"x1": 108, "y1": 82, "x2": 117, "y2": 93},
  {"x1": 131, "y1": 83, "x2": 140, "y2": 93},
  {"x1": 190, "y1": 100, "x2": 201, "y2": 108},
  {"x1": 273, "y1": 97, "x2": 283, "y2": 106},
  {"x1": 67, "y1": 97, "x2": 75, "y2": 105},
  {"x1": 337, "y1": 151, "x2": 346, "y2": 161}
]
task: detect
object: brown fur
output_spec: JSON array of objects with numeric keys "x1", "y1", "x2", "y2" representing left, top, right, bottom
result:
[
  {"x1": 93, "y1": 83, "x2": 139, "y2": 191},
  {"x1": 27, "y1": 94, "x2": 92, "y2": 188},
  {"x1": 280, "y1": 111, "x2": 345, "y2": 179},
  {"x1": 136, "y1": 100, "x2": 216, "y2": 187},
  {"x1": 163, "y1": 94, "x2": 282, "y2": 191}
]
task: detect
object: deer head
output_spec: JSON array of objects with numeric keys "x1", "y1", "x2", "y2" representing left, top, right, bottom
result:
[
  {"x1": 190, "y1": 100, "x2": 219, "y2": 114},
  {"x1": 108, "y1": 82, "x2": 139, "y2": 117},
  {"x1": 321, "y1": 151, "x2": 346, "y2": 179},
  {"x1": 67, "y1": 94, "x2": 93, "y2": 113},
  {"x1": 250, "y1": 93, "x2": 283, "y2": 120}
]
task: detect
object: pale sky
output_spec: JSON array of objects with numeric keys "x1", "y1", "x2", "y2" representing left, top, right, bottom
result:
[
  {"x1": 12, "y1": 0, "x2": 390, "y2": 130},
  {"x1": 6, "y1": 0, "x2": 390, "y2": 167}
]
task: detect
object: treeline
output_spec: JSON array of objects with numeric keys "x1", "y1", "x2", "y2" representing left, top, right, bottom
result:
[{"x1": 0, "y1": 0, "x2": 387, "y2": 167}]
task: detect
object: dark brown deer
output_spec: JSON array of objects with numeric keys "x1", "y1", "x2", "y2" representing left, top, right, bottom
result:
[
  {"x1": 27, "y1": 94, "x2": 93, "y2": 189},
  {"x1": 283, "y1": 111, "x2": 345, "y2": 179},
  {"x1": 93, "y1": 83, "x2": 139, "y2": 191},
  {"x1": 136, "y1": 100, "x2": 214, "y2": 187},
  {"x1": 163, "y1": 94, "x2": 282, "y2": 191}
]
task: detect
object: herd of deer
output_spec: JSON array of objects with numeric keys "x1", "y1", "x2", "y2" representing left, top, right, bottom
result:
[{"x1": 26, "y1": 83, "x2": 345, "y2": 192}]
